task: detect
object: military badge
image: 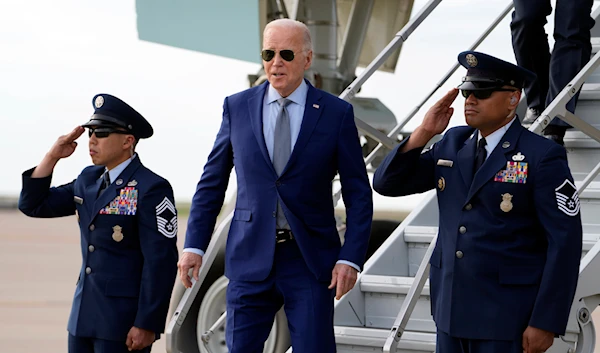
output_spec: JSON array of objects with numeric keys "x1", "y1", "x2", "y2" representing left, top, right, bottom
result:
[
  {"x1": 94, "y1": 96, "x2": 104, "y2": 108},
  {"x1": 112, "y1": 225, "x2": 124, "y2": 242},
  {"x1": 437, "y1": 177, "x2": 446, "y2": 191},
  {"x1": 156, "y1": 197, "x2": 177, "y2": 238},
  {"x1": 466, "y1": 53, "x2": 478, "y2": 67},
  {"x1": 502, "y1": 141, "x2": 510, "y2": 149},
  {"x1": 512, "y1": 152, "x2": 525, "y2": 161},
  {"x1": 99, "y1": 187, "x2": 138, "y2": 215},
  {"x1": 555, "y1": 179, "x2": 580, "y2": 216},
  {"x1": 116, "y1": 179, "x2": 123, "y2": 186},
  {"x1": 127, "y1": 180, "x2": 138, "y2": 187},
  {"x1": 495, "y1": 162, "x2": 528, "y2": 183},
  {"x1": 500, "y1": 193, "x2": 513, "y2": 212}
]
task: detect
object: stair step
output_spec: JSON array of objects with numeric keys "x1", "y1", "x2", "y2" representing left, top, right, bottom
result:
[
  {"x1": 335, "y1": 326, "x2": 436, "y2": 353},
  {"x1": 361, "y1": 274, "x2": 430, "y2": 295}
]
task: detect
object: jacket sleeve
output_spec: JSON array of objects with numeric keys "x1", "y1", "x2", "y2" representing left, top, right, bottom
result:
[
  {"x1": 184, "y1": 97, "x2": 234, "y2": 252},
  {"x1": 18, "y1": 167, "x2": 76, "y2": 218},
  {"x1": 528, "y1": 144, "x2": 583, "y2": 335},
  {"x1": 372, "y1": 136, "x2": 437, "y2": 197},
  {"x1": 134, "y1": 179, "x2": 179, "y2": 334},
  {"x1": 335, "y1": 104, "x2": 374, "y2": 269}
]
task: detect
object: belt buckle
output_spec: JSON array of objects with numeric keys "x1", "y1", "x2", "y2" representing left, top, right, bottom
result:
[{"x1": 276, "y1": 230, "x2": 292, "y2": 243}]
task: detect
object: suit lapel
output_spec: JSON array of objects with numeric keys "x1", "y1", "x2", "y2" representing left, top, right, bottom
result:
[
  {"x1": 465, "y1": 121, "x2": 523, "y2": 203},
  {"x1": 84, "y1": 167, "x2": 104, "y2": 213},
  {"x1": 281, "y1": 84, "x2": 324, "y2": 175},
  {"x1": 88, "y1": 156, "x2": 143, "y2": 227},
  {"x1": 456, "y1": 131, "x2": 477, "y2": 188},
  {"x1": 247, "y1": 83, "x2": 276, "y2": 175}
]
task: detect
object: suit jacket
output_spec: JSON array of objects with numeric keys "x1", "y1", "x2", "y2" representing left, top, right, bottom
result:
[
  {"x1": 373, "y1": 120, "x2": 582, "y2": 340},
  {"x1": 18, "y1": 155, "x2": 179, "y2": 341},
  {"x1": 185, "y1": 80, "x2": 373, "y2": 282}
]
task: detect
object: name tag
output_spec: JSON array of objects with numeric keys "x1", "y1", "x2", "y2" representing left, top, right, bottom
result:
[
  {"x1": 74, "y1": 196, "x2": 83, "y2": 204},
  {"x1": 437, "y1": 159, "x2": 454, "y2": 167}
]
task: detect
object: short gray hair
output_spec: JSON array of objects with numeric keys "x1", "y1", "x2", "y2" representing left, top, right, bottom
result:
[{"x1": 264, "y1": 18, "x2": 313, "y2": 52}]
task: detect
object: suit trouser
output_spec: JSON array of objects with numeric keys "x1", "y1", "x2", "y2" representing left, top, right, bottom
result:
[
  {"x1": 436, "y1": 329, "x2": 522, "y2": 353},
  {"x1": 225, "y1": 240, "x2": 336, "y2": 353},
  {"x1": 510, "y1": 0, "x2": 594, "y2": 128},
  {"x1": 68, "y1": 334, "x2": 152, "y2": 353}
]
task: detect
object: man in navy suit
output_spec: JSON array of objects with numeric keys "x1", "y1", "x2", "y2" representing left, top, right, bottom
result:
[
  {"x1": 373, "y1": 51, "x2": 582, "y2": 353},
  {"x1": 177, "y1": 18, "x2": 373, "y2": 353},
  {"x1": 18, "y1": 94, "x2": 179, "y2": 353}
]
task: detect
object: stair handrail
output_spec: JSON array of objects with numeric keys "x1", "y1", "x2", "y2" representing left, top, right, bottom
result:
[{"x1": 333, "y1": 1, "x2": 515, "y2": 207}]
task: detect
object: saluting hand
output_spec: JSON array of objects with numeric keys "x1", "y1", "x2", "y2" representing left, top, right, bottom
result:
[
  {"x1": 421, "y1": 88, "x2": 459, "y2": 136},
  {"x1": 126, "y1": 326, "x2": 155, "y2": 351},
  {"x1": 48, "y1": 126, "x2": 85, "y2": 160},
  {"x1": 328, "y1": 263, "x2": 358, "y2": 300},
  {"x1": 522, "y1": 326, "x2": 554, "y2": 353},
  {"x1": 178, "y1": 252, "x2": 203, "y2": 288}
]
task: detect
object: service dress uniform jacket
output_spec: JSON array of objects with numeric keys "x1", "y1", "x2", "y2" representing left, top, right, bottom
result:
[
  {"x1": 18, "y1": 154, "x2": 179, "y2": 343},
  {"x1": 373, "y1": 119, "x2": 583, "y2": 340}
]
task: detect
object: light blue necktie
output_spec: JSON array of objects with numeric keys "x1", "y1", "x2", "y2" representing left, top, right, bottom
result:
[{"x1": 273, "y1": 98, "x2": 292, "y2": 229}]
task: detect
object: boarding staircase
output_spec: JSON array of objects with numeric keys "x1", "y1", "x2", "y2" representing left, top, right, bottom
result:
[{"x1": 326, "y1": 1, "x2": 600, "y2": 353}]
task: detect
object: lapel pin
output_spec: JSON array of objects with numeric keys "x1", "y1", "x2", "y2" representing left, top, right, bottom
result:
[
  {"x1": 127, "y1": 180, "x2": 138, "y2": 187},
  {"x1": 313, "y1": 104, "x2": 319, "y2": 109},
  {"x1": 502, "y1": 141, "x2": 510, "y2": 149},
  {"x1": 512, "y1": 152, "x2": 525, "y2": 161},
  {"x1": 116, "y1": 179, "x2": 123, "y2": 186}
]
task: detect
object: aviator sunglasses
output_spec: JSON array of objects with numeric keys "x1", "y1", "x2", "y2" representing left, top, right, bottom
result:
[
  {"x1": 261, "y1": 49, "x2": 296, "y2": 62},
  {"x1": 88, "y1": 127, "x2": 130, "y2": 138},
  {"x1": 461, "y1": 88, "x2": 517, "y2": 100}
]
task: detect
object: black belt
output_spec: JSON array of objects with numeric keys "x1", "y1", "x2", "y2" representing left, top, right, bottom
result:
[{"x1": 276, "y1": 229, "x2": 294, "y2": 243}]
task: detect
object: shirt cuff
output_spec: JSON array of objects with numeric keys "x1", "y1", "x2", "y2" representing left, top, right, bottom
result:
[
  {"x1": 336, "y1": 260, "x2": 361, "y2": 272},
  {"x1": 183, "y1": 248, "x2": 205, "y2": 257}
]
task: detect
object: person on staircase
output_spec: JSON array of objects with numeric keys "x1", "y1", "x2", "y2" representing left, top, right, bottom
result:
[
  {"x1": 373, "y1": 51, "x2": 583, "y2": 353},
  {"x1": 511, "y1": 0, "x2": 595, "y2": 145}
]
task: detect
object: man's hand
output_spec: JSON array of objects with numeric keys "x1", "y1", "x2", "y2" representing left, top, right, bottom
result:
[
  {"x1": 328, "y1": 263, "x2": 358, "y2": 300},
  {"x1": 31, "y1": 126, "x2": 85, "y2": 178},
  {"x1": 401, "y1": 88, "x2": 459, "y2": 152},
  {"x1": 126, "y1": 326, "x2": 155, "y2": 351},
  {"x1": 48, "y1": 126, "x2": 85, "y2": 160},
  {"x1": 177, "y1": 252, "x2": 203, "y2": 288},
  {"x1": 522, "y1": 326, "x2": 554, "y2": 353}
]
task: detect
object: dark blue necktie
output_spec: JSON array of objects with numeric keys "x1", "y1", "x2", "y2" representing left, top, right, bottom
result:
[{"x1": 474, "y1": 137, "x2": 487, "y2": 174}]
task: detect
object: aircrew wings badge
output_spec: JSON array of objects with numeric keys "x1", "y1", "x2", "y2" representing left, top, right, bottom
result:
[
  {"x1": 156, "y1": 197, "x2": 177, "y2": 238},
  {"x1": 555, "y1": 179, "x2": 580, "y2": 216}
]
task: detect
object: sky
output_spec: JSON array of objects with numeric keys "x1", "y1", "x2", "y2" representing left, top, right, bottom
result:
[{"x1": 0, "y1": 0, "x2": 564, "y2": 202}]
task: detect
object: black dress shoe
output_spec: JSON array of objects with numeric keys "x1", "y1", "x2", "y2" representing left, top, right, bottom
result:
[
  {"x1": 544, "y1": 134, "x2": 565, "y2": 146},
  {"x1": 522, "y1": 108, "x2": 540, "y2": 127},
  {"x1": 543, "y1": 125, "x2": 567, "y2": 146}
]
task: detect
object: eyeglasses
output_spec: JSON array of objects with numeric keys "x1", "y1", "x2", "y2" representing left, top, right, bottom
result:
[
  {"x1": 461, "y1": 88, "x2": 517, "y2": 100},
  {"x1": 261, "y1": 49, "x2": 295, "y2": 62},
  {"x1": 88, "y1": 127, "x2": 130, "y2": 138}
]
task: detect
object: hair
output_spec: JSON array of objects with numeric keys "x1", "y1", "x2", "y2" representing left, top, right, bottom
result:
[{"x1": 264, "y1": 18, "x2": 313, "y2": 52}]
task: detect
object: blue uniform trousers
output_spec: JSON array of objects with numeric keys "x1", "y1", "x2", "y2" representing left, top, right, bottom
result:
[
  {"x1": 225, "y1": 239, "x2": 336, "y2": 353},
  {"x1": 68, "y1": 334, "x2": 152, "y2": 353},
  {"x1": 511, "y1": 0, "x2": 595, "y2": 127},
  {"x1": 436, "y1": 329, "x2": 521, "y2": 353}
]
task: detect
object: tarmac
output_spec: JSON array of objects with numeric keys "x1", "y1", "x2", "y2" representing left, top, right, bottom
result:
[{"x1": 1, "y1": 209, "x2": 599, "y2": 353}]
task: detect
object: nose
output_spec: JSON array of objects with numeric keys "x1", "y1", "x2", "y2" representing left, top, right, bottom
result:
[{"x1": 465, "y1": 93, "x2": 478, "y2": 105}]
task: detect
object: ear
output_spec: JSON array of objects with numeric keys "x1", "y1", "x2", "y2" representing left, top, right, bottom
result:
[
  {"x1": 122, "y1": 135, "x2": 135, "y2": 150},
  {"x1": 304, "y1": 50, "x2": 313, "y2": 70},
  {"x1": 508, "y1": 91, "x2": 521, "y2": 109}
]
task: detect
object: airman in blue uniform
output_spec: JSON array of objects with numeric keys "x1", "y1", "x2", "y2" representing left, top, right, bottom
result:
[
  {"x1": 18, "y1": 94, "x2": 179, "y2": 353},
  {"x1": 373, "y1": 51, "x2": 583, "y2": 353}
]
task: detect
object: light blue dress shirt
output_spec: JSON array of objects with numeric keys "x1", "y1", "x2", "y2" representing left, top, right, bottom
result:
[
  {"x1": 477, "y1": 117, "x2": 516, "y2": 161},
  {"x1": 102, "y1": 153, "x2": 136, "y2": 184}
]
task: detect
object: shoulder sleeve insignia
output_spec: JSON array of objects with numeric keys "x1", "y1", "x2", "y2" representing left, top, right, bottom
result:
[
  {"x1": 555, "y1": 179, "x2": 580, "y2": 216},
  {"x1": 156, "y1": 197, "x2": 177, "y2": 238}
]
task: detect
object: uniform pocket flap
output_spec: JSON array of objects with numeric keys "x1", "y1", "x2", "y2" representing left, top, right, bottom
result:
[
  {"x1": 105, "y1": 279, "x2": 140, "y2": 298},
  {"x1": 233, "y1": 209, "x2": 252, "y2": 222},
  {"x1": 499, "y1": 265, "x2": 543, "y2": 285}
]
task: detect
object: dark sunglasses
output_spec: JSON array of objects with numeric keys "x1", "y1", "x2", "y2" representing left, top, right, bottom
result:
[
  {"x1": 88, "y1": 127, "x2": 130, "y2": 138},
  {"x1": 461, "y1": 88, "x2": 517, "y2": 100},
  {"x1": 261, "y1": 49, "x2": 295, "y2": 62}
]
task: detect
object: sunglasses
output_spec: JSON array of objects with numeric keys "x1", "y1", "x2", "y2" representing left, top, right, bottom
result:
[
  {"x1": 461, "y1": 88, "x2": 517, "y2": 100},
  {"x1": 88, "y1": 127, "x2": 130, "y2": 138},
  {"x1": 261, "y1": 49, "x2": 295, "y2": 62}
]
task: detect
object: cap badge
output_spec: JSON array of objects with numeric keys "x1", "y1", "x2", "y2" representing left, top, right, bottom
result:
[
  {"x1": 466, "y1": 54, "x2": 478, "y2": 67},
  {"x1": 94, "y1": 96, "x2": 104, "y2": 108}
]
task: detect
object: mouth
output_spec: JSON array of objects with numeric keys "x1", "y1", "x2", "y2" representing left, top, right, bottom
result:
[
  {"x1": 89, "y1": 150, "x2": 98, "y2": 156},
  {"x1": 464, "y1": 108, "x2": 478, "y2": 114},
  {"x1": 272, "y1": 73, "x2": 286, "y2": 78}
]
